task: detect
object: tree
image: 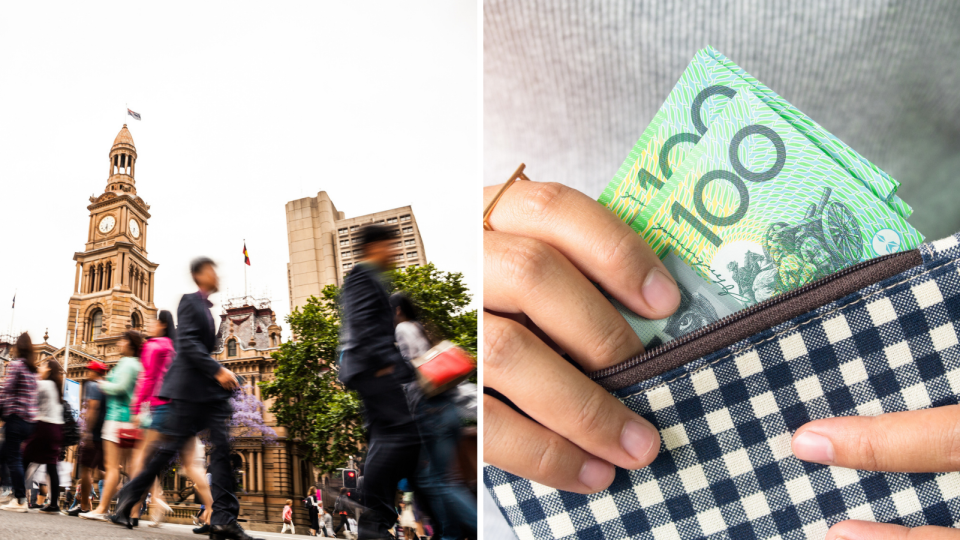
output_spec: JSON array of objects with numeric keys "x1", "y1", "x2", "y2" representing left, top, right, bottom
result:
[
  {"x1": 260, "y1": 263, "x2": 476, "y2": 474},
  {"x1": 229, "y1": 388, "x2": 277, "y2": 445},
  {"x1": 385, "y1": 264, "x2": 477, "y2": 357}
]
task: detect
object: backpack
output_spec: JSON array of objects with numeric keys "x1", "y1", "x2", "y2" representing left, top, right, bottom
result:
[
  {"x1": 61, "y1": 400, "x2": 80, "y2": 447},
  {"x1": 303, "y1": 497, "x2": 312, "y2": 510}
]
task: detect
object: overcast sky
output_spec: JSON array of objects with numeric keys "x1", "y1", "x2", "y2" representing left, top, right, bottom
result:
[{"x1": 0, "y1": 1, "x2": 479, "y2": 347}]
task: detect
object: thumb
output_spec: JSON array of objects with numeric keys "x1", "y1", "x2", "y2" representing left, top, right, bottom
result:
[
  {"x1": 827, "y1": 520, "x2": 960, "y2": 540},
  {"x1": 792, "y1": 405, "x2": 960, "y2": 472}
]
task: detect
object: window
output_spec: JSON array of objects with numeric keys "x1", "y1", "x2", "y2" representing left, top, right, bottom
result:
[
  {"x1": 399, "y1": 265, "x2": 405, "y2": 269},
  {"x1": 352, "y1": 249, "x2": 362, "y2": 256},
  {"x1": 407, "y1": 251, "x2": 418, "y2": 259},
  {"x1": 392, "y1": 241, "x2": 402, "y2": 248},
  {"x1": 404, "y1": 239, "x2": 416, "y2": 246},
  {"x1": 392, "y1": 228, "x2": 401, "y2": 237},
  {"x1": 408, "y1": 264, "x2": 419, "y2": 269},
  {"x1": 130, "y1": 311, "x2": 141, "y2": 331},
  {"x1": 338, "y1": 228, "x2": 348, "y2": 236},
  {"x1": 339, "y1": 239, "x2": 350, "y2": 246},
  {"x1": 387, "y1": 217, "x2": 398, "y2": 224},
  {"x1": 392, "y1": 254, "x2": 404, "y2": 261},
  {"x1": 400, "y1": 215, "x2": 411, "y2": 222},
  {"x1": 349, "y1": 225, "x2": 359, "y2": 232},
  {"x1": 89, "y1": 309, "x2": 103, "y2": 341},
  {"x1": 375, "y1": 220, "x2": 384, "y2": 224},
  {"x1": 343, "y1": 262, "x2": 353, "y2": 270},
  {"x1": 352, "y1": 238, "x2": 362, "y2": 244},
  {"x1": 341, "y1": 251, "x2": 351, "y2": 258},
  {"x1": 227, "y1": 339, "x2": 237, "y2": 357},
  {"x1": 402, "y1": 227, "x2": 413, "y2": 235}
]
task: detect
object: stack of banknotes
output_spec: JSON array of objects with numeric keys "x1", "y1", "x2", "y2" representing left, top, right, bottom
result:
[{"x1": 599, "y1": 46, "x2": 924, "y2": 349}]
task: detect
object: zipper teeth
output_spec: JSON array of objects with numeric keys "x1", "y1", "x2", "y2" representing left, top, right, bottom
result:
[{"x1": 589, "y1": 251, "x2": 908, "y2": 380}]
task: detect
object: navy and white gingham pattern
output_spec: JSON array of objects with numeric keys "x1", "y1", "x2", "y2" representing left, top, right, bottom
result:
[{"x1": 486, "y1": 233, "x2": 960, "y2": 540}]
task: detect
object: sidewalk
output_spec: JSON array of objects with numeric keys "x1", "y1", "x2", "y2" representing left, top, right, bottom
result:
[{"x1": 0, "y1": 508, "x2": 339, "y2": 539}]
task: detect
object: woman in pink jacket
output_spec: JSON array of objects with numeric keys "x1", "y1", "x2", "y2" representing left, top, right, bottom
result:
[{"x1": 128, "y1": 310, "x2": 176, "y2": 527}]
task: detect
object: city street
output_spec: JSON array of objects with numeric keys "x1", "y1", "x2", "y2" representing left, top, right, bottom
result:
[{"x1": 0, "y1": 510, "x2": 323, "y2": 539}]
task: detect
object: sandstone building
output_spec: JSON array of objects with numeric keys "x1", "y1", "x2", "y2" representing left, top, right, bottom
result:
[
  {"x1": 67, "y1": 124, "x2": 159, "y2": 363},
  {"x1": 285, "y1": 192, "x2": 426, "y2": 312},
  {"x1": 31, "y1": 125, "x2": 318, "y2": 532}
]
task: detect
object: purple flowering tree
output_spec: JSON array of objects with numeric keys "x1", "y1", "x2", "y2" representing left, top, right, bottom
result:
[{"x1": 228, "y1": 386, "x2": 277, "y2": 445}]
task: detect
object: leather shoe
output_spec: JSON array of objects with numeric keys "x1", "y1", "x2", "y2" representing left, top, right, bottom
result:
[
  {"x1": 107, "y1": 511, "x2": 134, "y2": 529},
  {"x1": 107, "y1": 496, "x2": 138, "y2": 529},
  {"x1": 209, "y1": 521, "x2": 264, "y2": 540},
  {"x1": 192, "y1": 524, "x2": 210, "y2": 534},
  {"x1": 63, "y1": 506, "x2": 83, "y2": 517}
]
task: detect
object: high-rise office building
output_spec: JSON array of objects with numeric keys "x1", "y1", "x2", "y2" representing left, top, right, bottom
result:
[{"x1": 285, "y1": 191, "x2": 426, "y2": 312}]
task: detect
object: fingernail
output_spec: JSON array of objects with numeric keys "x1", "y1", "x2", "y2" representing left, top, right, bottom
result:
[
  {"x1": 579, "y1": 458, "x2": 613, "y2": 491},
  {"x1": 642, "y1": 268, "x2": 681, "y2": 314},
  {"x1": 621, "y1": 420, "x2": 658, "y2": 462},
  {"x1": 792, "y1": 431, "x2": 835, "y2": 464}
]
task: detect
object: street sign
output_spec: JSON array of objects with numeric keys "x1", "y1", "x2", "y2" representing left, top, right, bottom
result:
[{"x1": 64, "y1": 378, "x2": 81, "y2": 420}]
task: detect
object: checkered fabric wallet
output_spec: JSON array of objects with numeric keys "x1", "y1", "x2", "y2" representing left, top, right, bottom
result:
[{"x1": 485, "y1": 233, "x2": 960, "y2": 539}]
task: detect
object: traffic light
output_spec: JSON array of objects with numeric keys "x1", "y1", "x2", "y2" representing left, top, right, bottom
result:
[{"x1": 342, "y1": 468, "x2": 358, "y2": 489}]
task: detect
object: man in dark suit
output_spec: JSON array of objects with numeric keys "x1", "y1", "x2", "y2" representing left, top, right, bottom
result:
[
  {"x1": 339, "y1": 225, "x2": 420, "y2": 540},
  {"x1": 109, "y1": 257, "x2": 262, "y2": 540}
]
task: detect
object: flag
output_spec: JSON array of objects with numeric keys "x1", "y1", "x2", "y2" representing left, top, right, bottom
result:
[
  {"x1": 127, "y1": 108, "x2": 141, "y2": 121},
  {"x1": 243, "y1": 243, "x2": 251, "y2": 266},
  {"x1": 11, "y1": 292, "x2": 15, "y2": 309}
]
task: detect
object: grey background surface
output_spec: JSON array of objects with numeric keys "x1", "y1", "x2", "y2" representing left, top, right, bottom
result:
[
  {"x1": 484, "y1": 1, "x2": 960, "y2": 536},
  {"x1": 484, "y1": 0, "x2": 960, "y2": 239}
]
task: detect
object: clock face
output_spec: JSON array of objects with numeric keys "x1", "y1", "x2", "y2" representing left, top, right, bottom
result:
[
  {"x1": 129, "y1": 219, "x2": 140, "y2": 238},
  {"x1": 98, "y1": 215, "x2": 116, "y2": 234}
]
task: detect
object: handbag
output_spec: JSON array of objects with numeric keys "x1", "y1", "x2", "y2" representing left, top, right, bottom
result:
[
  {"x1": 410, "y1": 340, "x2": 476, "y2": 398},
  {"x1": 487, "y1": 233, "x2": 960, "y2": 539},
  {"x1": 117, "y1": 427, "x2": 142, "y2": 449}
]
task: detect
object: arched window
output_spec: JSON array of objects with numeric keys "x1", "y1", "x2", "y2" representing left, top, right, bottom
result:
[
  {"x1": 131, "y1": 311, "x2": 141, "y2": 331},
  {"x1": 227, "y1": 339, "x2": 237, "y2": 357},
  {"x1": 89, "y1": 309, "x2": 103, "y2": 341}
]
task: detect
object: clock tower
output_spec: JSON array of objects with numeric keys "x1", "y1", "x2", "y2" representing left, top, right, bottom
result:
[{"x1": 66, "y1": 124, "x2": 159, "y2": 363}]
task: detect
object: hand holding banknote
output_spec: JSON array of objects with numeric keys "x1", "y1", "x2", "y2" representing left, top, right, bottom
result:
[{"x1": 483, "y1": 179, "x2": 679, "y2": 493}]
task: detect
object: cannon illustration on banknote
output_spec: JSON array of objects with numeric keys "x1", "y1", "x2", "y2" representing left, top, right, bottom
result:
[{"x1": 726, "y1": 187, "x2": 863, "y2": 306}]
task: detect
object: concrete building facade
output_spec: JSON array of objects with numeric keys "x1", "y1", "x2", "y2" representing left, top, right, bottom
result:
[{"x1": 285, "y1": 192, "x2": 426, "y2": 312}]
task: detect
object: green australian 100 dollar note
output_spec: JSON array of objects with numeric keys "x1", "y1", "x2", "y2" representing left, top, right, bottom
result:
[
  {"x1": 704, "y1": 47, "x2": 912, "y2": 219},
  {"x1": 598, "y1": 47, "x2": 909, "y2": 239},
  {"x1": 639, "y1": 88, "x2": 923, "y2": 306},
  {"x1": 601, "y1": 251, "x2": 743, "y2": 348}
]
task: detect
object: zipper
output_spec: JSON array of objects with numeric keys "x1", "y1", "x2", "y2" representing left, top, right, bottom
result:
[{"x1": 589, "y1": 249, "x2": 924, "y2": 389}]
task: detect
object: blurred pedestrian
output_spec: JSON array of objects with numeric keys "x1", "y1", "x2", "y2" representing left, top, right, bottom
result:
[
  {"x1": 22, "y1": 357, "x2": 66, "y2": 514},
  {"x1": 338, "y1": 225, "x2": 421, "y2": 539},
  {"x1": 281, "y1": 499, "x2": 295, "y2": 534},
  {"x1": 80, "y1": 331, "x2": 143, "y2": 521},
  {"x1": 333, "y1": 487, "x2": 351, "y2": 536},
  {"x1": 0, "y1": 332, "x2": 39, "y2": 512},
  {"x1": 318, "y1": 505, "x2": 334, "y2": 537},
  {"x1": 391, "y1": 292, "x2": 478, "y2": 539},
  {"x1": 66, "y1": 360, "x2": 108, "y2": 517},
  {"x1": 128, "y1": 309, "x2": 177, "y2": 526},
  {"x1": 109, "y1": 258, "x2": 259, "y2": 540},
  {"x1": 306, "y1": 485, "x2": 320, "y2": 536}
]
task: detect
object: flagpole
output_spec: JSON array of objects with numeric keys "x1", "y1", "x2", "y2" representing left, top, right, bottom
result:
[
  {"x1": 63, "y1": 329, "x2": 70, "y2": 392},
  {"x1": 244, "y1": 238, "x2": 248, "y2": 301},
  {"x1": 9, "y1": 288, "x2": 16, "y2": 338}
]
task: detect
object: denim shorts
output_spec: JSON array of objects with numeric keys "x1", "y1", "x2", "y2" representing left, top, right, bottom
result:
[{"x1": 148, "y1": 403, "x2": 172, "y2": 435}]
